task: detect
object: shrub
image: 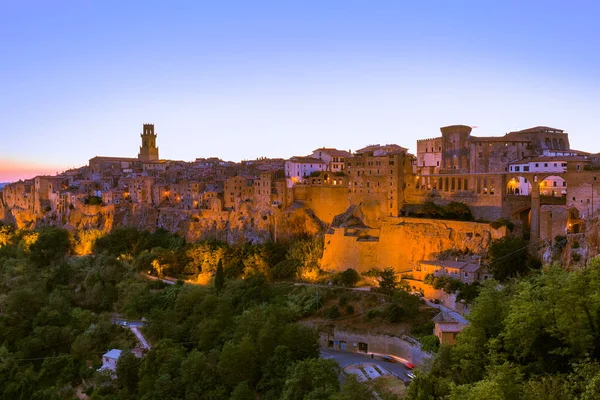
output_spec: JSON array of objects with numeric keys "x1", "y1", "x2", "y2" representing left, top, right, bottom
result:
[
  {"x1": 332, "y1": 268, "x2": 361, "y2": 287},
  {"x1": 345, "y1": 305, "x2": 354, "y2": 315},
  {"x1": 325, "y1": 305, "x2": 341, "y2": 320},
  {"x1": 554, "y1": 235, "x2": 568, "y2": 251},
  {"x1": 367, "y1": 309, "x2": 383, "y2": 320},
  {"x1": 411, "y1": 321, "x2": 435, "y2": 338},
  {"x1": 420, "y1": 335, "x2": 440, "y2": 353}
]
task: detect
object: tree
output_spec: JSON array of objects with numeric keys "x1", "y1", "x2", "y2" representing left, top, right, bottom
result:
[
  {"x1": 335, "y1": 268, "x2": 361, "y2": 287},
  {"x1": 116, "y1": 350, "x2": 141, "y2": 393},
  {"x1": 215, "y1": 259, "x2": 225, "y2": 294},
  {"x1": 281, "y1": 358, "x2": 341, "y2": 400},
  {"x1": 29, "y1": 228, "x2": 71, "y2": 267},
  {"x1": 487, "y1": 236, "x2": 538, "y2": 282},
  {"x1": 332, "y1": 376, "x2": 376, "y2": 400},
  {"x1": 420, "y1": 335, "x2": 440, "y2": 353},
  {"x1": 218, "y1": 336, "x2": 259, "y2": 389},
  {"x1": 230, "y1": 381, "x2": 255, "y2": 400},
  {"x1": 377, "y1": 267, "x2": 398, "y2": 296}
]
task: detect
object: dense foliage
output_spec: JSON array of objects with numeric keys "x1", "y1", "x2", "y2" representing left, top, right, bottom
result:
[
  {"x1": 408, "y1": 259, "x2": 600, "y2": 400},
  {"x1": 0, "y1": 226, "x2": 363, "y2": 399}
]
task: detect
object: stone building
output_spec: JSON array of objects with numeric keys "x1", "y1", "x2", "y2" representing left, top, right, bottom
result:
[
  {"x1": 433, "y1": 312, "x2": 466, "y2": 345},
  {"x1": 348, "y1": 144, "x2": 412, "y2": 221},
  {"x1": 138, "y1": 123, "x2": 159, "y2": 162},
  {"x1": 224, "y1": 175, "x2": 255, "y2": 209},
  {"x1": 285, "y1": 156, "x2": 327, "y2": 182},
  {"x1": 416, "y1": 259, "x2": 491, "y2": 284},
  {"x1": 310, "y1": 148, "x2": 353, "y2": 173}
]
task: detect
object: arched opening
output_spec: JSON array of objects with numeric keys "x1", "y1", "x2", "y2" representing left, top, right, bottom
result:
[
  {"x1": 559, "y1": 138, "x2": 566, "y2": 150},
  {"x1": 552, "y1": 138, "x2": 559, "y2": 149},
  {"x1": 506, "y1": 176, "x2": 532, "y2": 196},
  {"x1": 539, "y1": 175, "x2": 567, "y2": 198},
  {"x1": 545, "y1": 138, "x2": 552, "y2": 148}
]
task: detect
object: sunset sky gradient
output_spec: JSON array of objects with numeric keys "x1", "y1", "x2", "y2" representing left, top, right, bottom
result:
[{"x1": 2, "y1": 1, "x2": 599, "y2": 182}]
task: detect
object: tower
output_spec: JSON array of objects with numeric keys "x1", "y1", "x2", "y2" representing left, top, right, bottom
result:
[{"x1": 138, "y1": 123, "x2": 159, "y2": 162}]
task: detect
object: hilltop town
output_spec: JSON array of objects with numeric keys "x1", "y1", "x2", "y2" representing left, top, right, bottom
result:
[{"x1": 2, "y1": 123, "x2": 600, "y2": 274}]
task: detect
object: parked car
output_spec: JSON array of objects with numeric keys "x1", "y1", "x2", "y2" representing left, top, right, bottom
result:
[
  {"x1": 429, "y1": 298, "x2": 440, "y2": 304},
  {"x1": 405, "y1": 371, "x2": 415, "y2": 379},
  {"x1": 381, "y1": 355, "x2": 397, "y2": 363},
  {"x1": 122, "y1": 321, "x2": 128, "y2": 327},
  {"x1": 410, "y1": 291, "x2": 424, "y2": 297},
  {"x1": 404, "y1": 362, "x2": 415, "y2": 369}
]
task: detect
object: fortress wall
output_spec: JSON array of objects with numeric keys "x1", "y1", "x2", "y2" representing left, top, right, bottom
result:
[
  {"x1": 293, "y1": 185, "x2": 349, "y2": 224},
  {"x1": 321, "y1": 217, "x2": 505, "y2": 273}
]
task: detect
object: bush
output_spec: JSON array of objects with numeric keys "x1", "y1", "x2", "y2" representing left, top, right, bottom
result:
[
  {"x1": 411, "y1": 321, "x2": 435, "y2": 338},
  {"x1": 325, "y1": 305, "x2": 341, "y2": 320},
  {"x1": 420, "y1": 335, "x2": 440, "y2": 353},
  {"x1": 554, "y1": 235, "x2": 568, "y2": 251},
  {"x1": 345, "y1": 305, "x2": 354, "y2": 315},
  {"x1": 367, "y1": 309, "x2": 383, "y2": 320},
  {"x1": 490, "y1": 218, "x2": 515, "y2": 231},
  {"x1": 272, "y1": 259, "x2": 301, "y2": 280},
  {"x1": 332, "y1": 268, "x2": 361, "y2": 287}
]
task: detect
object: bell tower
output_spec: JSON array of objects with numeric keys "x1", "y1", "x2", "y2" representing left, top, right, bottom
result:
[{"x1": 138, "y1": 123, "x2": 159, "y2": 162}]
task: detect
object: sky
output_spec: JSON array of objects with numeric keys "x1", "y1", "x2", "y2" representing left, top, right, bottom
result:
[{"x1": 1, "y1": 0, "x2": 600, "y2": 182}]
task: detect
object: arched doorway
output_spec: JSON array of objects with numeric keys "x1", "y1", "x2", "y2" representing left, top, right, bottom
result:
[
  {"x1": 539, "y1": 175, "x2": 567, "y2": 197},
  {"x1": 506, "y1": 176, "x2": 532, "y2": 196}
]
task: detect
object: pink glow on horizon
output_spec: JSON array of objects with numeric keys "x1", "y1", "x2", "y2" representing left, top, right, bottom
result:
[{"x1": 0, "y1": 159, "x2": 70, "y2": 183}]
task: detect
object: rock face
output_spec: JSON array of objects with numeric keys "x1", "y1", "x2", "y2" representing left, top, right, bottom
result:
[
  {"x1": 0, "y1": 200, "x2": 323, "y2": 247},
  {"x1": 321, "y1": 205, "x2": 505, "y2": 273}
]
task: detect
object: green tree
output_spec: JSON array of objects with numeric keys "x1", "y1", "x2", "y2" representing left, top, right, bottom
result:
[
  {"x1": 487, "y1": 236, "x2": 539, "y2": 282},
  {"x1": 29, "y1": 228, "x2": 71, "y2": 267},
  {"x1": 218, "y1": 335, "x2": 259, "y2": 389},
  {"x1": 230, "y1": 381, "x2": 255, "y2": 400},
  {"x1": 332, "y1": 376, "x2": 376, "y2": 400},
  {"x1": 377, "y1": 267, "x2": 398, "y2": 296},
  {"x1": 116, "y1": 350, "x2": 141, "y2": 393},
  {"x1": 281, "y1": 358, "x2": 340, "y2": 400},
  {"x1": 215, "y1": 259, "x2": 225, "y2": 295}
]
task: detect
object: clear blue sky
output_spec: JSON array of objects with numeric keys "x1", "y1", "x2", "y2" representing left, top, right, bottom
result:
[{"x1": 2, "y1": 0, "x2": 599, "y2": 181}]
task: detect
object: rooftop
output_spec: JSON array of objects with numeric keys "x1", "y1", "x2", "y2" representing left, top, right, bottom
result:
[{"x1": 421, "y1": 259, "x2": 482, "y2": 273}]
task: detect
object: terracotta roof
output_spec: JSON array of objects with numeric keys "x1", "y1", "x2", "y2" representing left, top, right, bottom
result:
[
  {"x1": 313, "y1": 148, "x2": 353, "y2": 157},
  {"x1": 288, "y1": 156, "x2": 326, "y2": 164}
]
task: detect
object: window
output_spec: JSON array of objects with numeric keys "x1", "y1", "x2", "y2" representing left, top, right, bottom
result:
[
  {"x1": 578, "y1": 165, "x2": 581, "y2": 171},
  {"x1": 515, "y1": 166, "x2": 520, "y2": 172},
  {"x1": 544, "y1": 163, "x2": 548, "y2": 167}
]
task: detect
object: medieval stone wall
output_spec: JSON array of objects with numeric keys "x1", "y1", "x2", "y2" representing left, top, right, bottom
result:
[
  {"x1": 321, "y1": 217, "x2": 505, "y2": 273},
  {"x1": 292, "y1": 185, "x2": 349, "y2": 224}
]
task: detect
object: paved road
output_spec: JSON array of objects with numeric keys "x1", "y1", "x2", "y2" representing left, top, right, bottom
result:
[
  {"x1": 143, "y1": 273, "x2": 176, "y2": 285},
  {"x1": 131, "y1": 326, "x2": 151, "y2": 349},
  {"x1": 320, "y1": 348, "x2": 412, "y2": 383},
  {"x1": 113, "y1": 318, "x2": 145, "y2": 327}
]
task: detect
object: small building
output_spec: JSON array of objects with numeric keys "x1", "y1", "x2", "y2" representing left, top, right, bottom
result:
[
  {"x1": 99, "y1": 349, "x2": 122, "y2": 372},
  {"x1": 432, "y1": 312, "x2": 466, "y2": 345},
  {"x1": 418, "y1": 259, "x2": 491, "y2": 284}
]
